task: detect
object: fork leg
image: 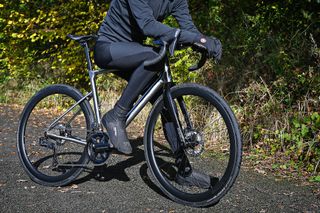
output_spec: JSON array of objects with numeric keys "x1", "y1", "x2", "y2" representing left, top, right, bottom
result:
[{"x1": 163, "y1": 82, "x2": 192, "y2": 177}]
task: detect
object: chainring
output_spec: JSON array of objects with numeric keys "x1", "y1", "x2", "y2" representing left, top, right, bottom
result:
[{"x1": 87, "y1": 131, "x2": 111, "y2": 164}]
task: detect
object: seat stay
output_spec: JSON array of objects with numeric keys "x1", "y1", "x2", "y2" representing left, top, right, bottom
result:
[{"x1": 46, "y1": 91, "x2": 93, "y2": 131}]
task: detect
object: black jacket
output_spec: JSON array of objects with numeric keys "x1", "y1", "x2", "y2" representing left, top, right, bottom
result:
[{"x1": 98, "y1": 0, "x2": 201, "y2": 44}]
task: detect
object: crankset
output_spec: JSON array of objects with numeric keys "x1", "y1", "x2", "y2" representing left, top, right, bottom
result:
[{"x1": 87, "y1": 131, "x2": 112, "y2": 164}]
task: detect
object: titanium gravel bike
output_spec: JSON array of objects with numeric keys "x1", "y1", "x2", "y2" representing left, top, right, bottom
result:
[{"x1": 17, "y1": 30, "x2": 242, "y2": 207}]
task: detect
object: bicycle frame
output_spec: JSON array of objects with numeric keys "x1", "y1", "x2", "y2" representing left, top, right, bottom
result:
[
  {"x1": 44, "y1": 37, "x2": 194, "y2": 178},
  {"x1": 46, "y1": 41, "x2": 190, "y2": 152},
  {"x1": 89, "y1": 68, "x2": 165, "y2": 128},
  {"x1": 46, "y1": 44, "x2": 167, "y2": 146}
]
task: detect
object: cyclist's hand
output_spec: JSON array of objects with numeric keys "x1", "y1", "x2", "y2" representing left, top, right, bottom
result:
[{"x1": 194, "y1": 36, "x2": 222, "y2": 61}]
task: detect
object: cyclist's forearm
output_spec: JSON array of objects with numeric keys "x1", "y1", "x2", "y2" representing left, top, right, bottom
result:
[
  {"x1": 128, "y1": 0, "x2": 176, "y2": 42},
  {"x1": 172, "y1": 0, "x2": 201, "y2": 35}
]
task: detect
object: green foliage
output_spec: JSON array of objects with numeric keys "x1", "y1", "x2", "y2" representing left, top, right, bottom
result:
[
  {"x1": 171, "y1": 49, "x2": 201, "y2": 83},
  {"x1": 198, "y1": 0, "x2": 320, "y2": 93},
  {"x1": 237, "y1": 68, "x2": 319, "y2": 179},
  {"x1": 1, "y1": 0, "x2": 108, "y2": 88},
  {"x1": 279, "y1": 112, "x2": 320, "y2": 173},
  {"x1": 202, "y1": 0, "x2": 320, "y2": 180},
  {"x1": 310, "y1": 176, "x2": 320, "y2": 182}
]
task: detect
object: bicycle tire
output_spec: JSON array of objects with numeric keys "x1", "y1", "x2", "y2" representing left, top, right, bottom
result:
[
  {"x1": 17, "y1": 84, "x2": 94, "y2": 186},
  {"x1": 144, "y1": 83, "x2": 242, "y2": 207}
]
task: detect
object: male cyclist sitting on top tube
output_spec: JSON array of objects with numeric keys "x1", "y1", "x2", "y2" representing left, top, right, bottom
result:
[{"x1": 94, "y1": 0, "x2": 222, "y2": 155}]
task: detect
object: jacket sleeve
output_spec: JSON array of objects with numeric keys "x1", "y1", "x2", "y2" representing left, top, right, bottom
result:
[
  {"x1": 127, "y1": 0, "x2": 176, "y2": 42},
  {"x1": 172, "y1": 0, "x2": 201, "y2": 44}
]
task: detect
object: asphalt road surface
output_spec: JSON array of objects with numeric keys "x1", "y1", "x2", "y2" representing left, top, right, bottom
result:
[{"x1": 0, "y1": 104, "x2": 319, "y2": 212}]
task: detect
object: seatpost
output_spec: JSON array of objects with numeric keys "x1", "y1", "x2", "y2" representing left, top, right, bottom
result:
[{"x1": 81, "y1": 42, "x2": 93, "y2": 71}]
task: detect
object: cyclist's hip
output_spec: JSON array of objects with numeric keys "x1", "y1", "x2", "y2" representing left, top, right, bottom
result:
[{"x1": 94, "y1": 39, "x2": 160, "y2": 72}]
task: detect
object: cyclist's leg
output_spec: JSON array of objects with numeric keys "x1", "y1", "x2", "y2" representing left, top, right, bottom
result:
[
  {"x1": 107, "y1": 42, "x2": 163, "y2": 107},
  {"x1": 95, "y1": 41, "x2": 162, "y2": 106},
  {"x1": 94, "y1": 41, "x2": 162, "y2": 154}
]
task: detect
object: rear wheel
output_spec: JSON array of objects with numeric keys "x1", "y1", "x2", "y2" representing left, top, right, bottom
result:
[
  {"x1": 144, "y1": 83, "x2": 242, "y2": 207},
  {"x1": 17, "y1": 84, "x2": 93, "y2": 186}
]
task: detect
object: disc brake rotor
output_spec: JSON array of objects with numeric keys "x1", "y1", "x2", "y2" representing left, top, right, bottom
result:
[{"x1": 184, "y1": 129, "x2": 204, "y2": 157}]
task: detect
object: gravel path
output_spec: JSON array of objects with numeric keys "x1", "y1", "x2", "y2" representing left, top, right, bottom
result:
[{"x1": 0, "y1": 104, "x2": 319, "y2": 212}]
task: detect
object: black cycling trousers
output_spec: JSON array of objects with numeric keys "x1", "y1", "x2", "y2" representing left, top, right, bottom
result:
[{"x1": 94, "y1": 41, "x2": 162, "y2": 108}]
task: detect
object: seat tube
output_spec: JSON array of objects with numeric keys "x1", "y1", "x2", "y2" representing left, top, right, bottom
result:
[
  {"x1": 89, "y1": 70, "x2": 102, "y2": 129},
  {"x1": 81, "y1": 42, "x2": 102, "y2": 129}
]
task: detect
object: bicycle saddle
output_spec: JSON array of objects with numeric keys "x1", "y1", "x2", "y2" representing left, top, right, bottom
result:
[{"x1": 67, "y1": 34, "x2": 98, "y2": 43}]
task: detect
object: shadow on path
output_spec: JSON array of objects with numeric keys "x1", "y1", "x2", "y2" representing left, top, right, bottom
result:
[{"x1": 72, "y1": 137, "x2": 167, "y2": 198}]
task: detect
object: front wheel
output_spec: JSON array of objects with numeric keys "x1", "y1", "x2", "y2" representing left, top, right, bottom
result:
[{"x1": 144, "y1": 83, "x2": 242, "y2": 207}]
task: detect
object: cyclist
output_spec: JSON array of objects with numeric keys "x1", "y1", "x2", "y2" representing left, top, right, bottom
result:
[{"x1": 94, "y1": 0, "x2": 222, "y2": 155}]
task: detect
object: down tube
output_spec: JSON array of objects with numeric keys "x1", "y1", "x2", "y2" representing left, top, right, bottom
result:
[{"x1": 126, "y1": 79, "x2": 163, "y2": 126}]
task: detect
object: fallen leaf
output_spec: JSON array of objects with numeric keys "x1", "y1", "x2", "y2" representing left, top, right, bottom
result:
[
  {"x1": 57, "y1": 184, "x2": 79, "y2": 193},
  {"x1": 87, "y1": 192, "x2": 95, "y2": 194},
  {"x1": 70, "y1": 184, "x2": 78, "y2": 189},
  {"x1": 58, "y1": 188, "x2": 69, "y2": 193},
  {"x1": 17, "y1": 179, "x2": 28, "y2": 183},
  {"x1": 283, "y1": 192, "x2": 294, "y2": 196},
  {"x1": 254, "y1": 168, "x2": 267, "y2": 175}
]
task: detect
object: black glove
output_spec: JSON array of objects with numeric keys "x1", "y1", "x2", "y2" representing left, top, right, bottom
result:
[{"x1": 194, "y1": 36, "x2": 222, "y2": 61}]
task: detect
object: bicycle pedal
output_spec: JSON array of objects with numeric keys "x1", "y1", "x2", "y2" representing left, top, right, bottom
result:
[{"x1": 92, "y1": 143, "x2": 112, "y2": 153}]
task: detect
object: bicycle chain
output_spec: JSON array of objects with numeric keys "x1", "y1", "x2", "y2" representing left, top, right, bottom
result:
[
  {"x1": 56, "y1": 161, "x2": 107, "y2": 168},
  {"x1": 52, "y1": 140, "x2": 108, "y2": 168}
]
